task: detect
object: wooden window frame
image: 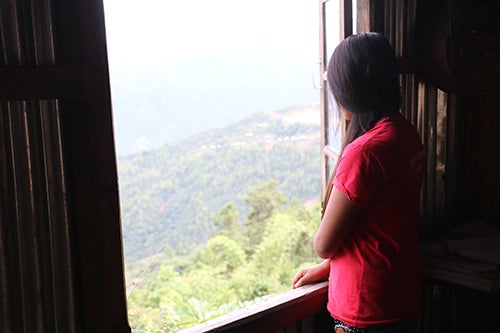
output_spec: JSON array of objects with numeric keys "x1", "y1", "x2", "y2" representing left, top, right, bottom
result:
[{"x1": 319, "y1": 0, "x2": 353, "y2": 196}]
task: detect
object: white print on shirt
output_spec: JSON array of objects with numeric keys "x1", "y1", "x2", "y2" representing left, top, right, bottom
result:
[{"x1": 409, "y1": 150, "x2": 425, "y2": 175}]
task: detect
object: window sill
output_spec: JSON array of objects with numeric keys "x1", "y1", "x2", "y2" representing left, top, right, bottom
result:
[{"x1": 179, "y1": 281, "x2": 328, "y2": 333}]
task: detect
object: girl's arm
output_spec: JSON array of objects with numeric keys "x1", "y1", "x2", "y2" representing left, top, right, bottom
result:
[{"x1": 313, "y1": 187, "x2": 360, "y2": 259}]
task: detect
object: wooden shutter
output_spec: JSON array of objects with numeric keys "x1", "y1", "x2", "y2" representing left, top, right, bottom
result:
[{"x1": 0, "y1": 0, "x2": 130, "y2": 331}]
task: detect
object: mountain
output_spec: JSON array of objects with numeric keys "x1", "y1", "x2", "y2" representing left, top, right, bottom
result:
[
  {"x1": 118, "y1": 104, "x2": 322, "y2": 263},
  {"x1": 109, "y1": 54, "x2": 320, "y2": 156}
]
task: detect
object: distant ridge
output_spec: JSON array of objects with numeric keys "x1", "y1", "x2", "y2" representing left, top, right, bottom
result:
[{"x1": 118, "y1": 104, "x2": 321, "y2": 263}]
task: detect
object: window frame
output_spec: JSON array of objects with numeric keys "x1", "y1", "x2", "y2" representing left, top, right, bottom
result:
[{"x1": 319, "y1": 0, "x2": 353, "y2": 196}]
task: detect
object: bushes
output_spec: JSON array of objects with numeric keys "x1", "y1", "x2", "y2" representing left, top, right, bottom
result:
[{"x1": 126, "y1": 182, "x2": 322, "y2": 332}]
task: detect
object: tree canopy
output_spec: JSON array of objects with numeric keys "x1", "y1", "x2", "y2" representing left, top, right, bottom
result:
[{"x1": 127, "y1": 182, "x2": 322, "y2": 332}]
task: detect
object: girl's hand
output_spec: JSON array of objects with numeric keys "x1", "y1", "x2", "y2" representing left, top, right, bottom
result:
[{"x1": 291, "y1": 259, "x2": 330, "y2": 289}]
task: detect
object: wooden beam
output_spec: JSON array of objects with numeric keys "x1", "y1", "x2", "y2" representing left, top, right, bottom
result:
[
  {"x1": 0, "y1": 67, "x2": 84, "y2": 101},
  {"x1": 340, "y1": 0, "x2": 353, "y2": 39},
  {"x1": 179, "y1": 282, "x2": 329, "y2": 333},
  {"x1": 59, "y1": 0, "x2": 130, "y2": 330},
  {"x1": 356, "y1": 0, "x2": 384, "y2": 33}
]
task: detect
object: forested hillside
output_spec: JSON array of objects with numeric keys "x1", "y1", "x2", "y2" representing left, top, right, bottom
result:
[
  {"x1": 127, "y1": 184, "x2": 322, "y2": 332},
  {"x1": 118, "y1": 104, "x2": 323, "y2": 332},
  {"x1": 118, "y1": 104, "x2": 322, "y2": 263}
]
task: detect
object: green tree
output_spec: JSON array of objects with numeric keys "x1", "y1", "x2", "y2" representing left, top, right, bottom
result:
[
  {"x1": 195, "y1": 235, "x2": 246, "y2": 275},
  {"x1": 125, "y1": 181, "x2": 322, "y2": 333},
  {"x1": 251, "y1": 202, "x2": 320, "y2": 288},
  {"x1": 243, "y1": 180, "x2": 286, "y2": 253},
  {"x1": 212, "y1": 202, "x2": 240, "y2": 237}
]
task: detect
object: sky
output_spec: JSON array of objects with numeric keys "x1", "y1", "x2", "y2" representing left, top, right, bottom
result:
[
  {"x1": 104, "y1": 0, "x2": 318, "y2": 65},
  {"x1": 102, "y1": 0, "x2": 325, "y2": 156}
]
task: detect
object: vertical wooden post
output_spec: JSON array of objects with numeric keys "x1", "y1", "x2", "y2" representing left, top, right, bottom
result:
[{"x1": 356, "y1": 0, "x2": 384, "y2": 33}]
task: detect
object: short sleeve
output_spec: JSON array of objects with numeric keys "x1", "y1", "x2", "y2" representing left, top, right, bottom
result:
[{"x1": 333, "y1": 144, "x2": 385, "y2": 207}]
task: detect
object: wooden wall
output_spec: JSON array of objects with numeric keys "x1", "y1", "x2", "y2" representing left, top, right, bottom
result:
[
  {"x1": 364, "y1": 0, "x2": 500, "y2": 234},
  {"x1": 0, "y1": 0, "x2": 130, "y2": 331},
  {"x1": 362, "y1": 1, "x2": 500, "y2": 332}
]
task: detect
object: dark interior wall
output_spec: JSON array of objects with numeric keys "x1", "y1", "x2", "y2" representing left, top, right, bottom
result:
[
  {"x1": 412, "y1": 1, "x2": 500, "y2": 332},
  {"x1": 464, "y1": 85, "x2": 500, "y2": 225},
  {"x1": 452, "y1": 0, "x2": 500, "y2": 226},
  {"x1": 414, "y1": 0, "x2": 500, "y2": 228}
]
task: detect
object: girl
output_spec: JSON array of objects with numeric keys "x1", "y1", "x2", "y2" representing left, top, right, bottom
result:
[{"x1": 292, "y1": 33, "x2": 425, "y2": 333}]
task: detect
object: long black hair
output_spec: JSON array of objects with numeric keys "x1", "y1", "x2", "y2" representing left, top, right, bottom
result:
[{"x1": 327, "y1": 32, "x2": 401, "y2": 148}]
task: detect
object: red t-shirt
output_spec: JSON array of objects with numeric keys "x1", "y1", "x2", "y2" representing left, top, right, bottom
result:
[{"x1": 327, "y1": 114, "x2": 425, "y2": 328}]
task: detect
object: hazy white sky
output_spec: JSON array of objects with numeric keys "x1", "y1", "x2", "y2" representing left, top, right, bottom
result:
[
  {"x1": 102, "y1": 0, "x2": 336, "y2": 155},
  {"x1": 104, "y1": 0, "x2": 319, "y2": 66}
]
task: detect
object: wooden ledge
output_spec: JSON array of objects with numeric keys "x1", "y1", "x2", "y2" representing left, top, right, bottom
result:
[{"x1": 179, "y1": 281, "x2": 329, "y2": 333}]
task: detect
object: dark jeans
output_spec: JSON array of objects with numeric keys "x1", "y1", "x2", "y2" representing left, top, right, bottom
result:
[{"x1": 333, "y1": 317, "x2": 417, "y2": 333}]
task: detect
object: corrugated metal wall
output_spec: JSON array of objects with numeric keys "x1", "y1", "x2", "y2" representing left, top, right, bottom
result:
[{"x1": 0, "y1": 1, "x2": 78, "y2": 332}]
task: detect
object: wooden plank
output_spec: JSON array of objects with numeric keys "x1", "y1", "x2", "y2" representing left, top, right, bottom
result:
[
  {"x1": 422, "y1": 266, "x2": 500, "y2": 293},
  {"x1": 356, "y1": 0, "x2": 370, "y2": 33},
  {"x1": 339, "y1": 0, "x2": 353, "y2": 39},
  {"x1": 357, "y1": 0, "x2": 384, "y2": 33},
  {"x1": 0, "y1": 67, "x2": 83, "y2": 101},
  {"x1": 410, "y1": 73, "x2": 418, "y2": 128},
  {"x1": 62, "y1": 0, "x2": 130, "y2": 331},
  {"x1": 48, "y1": 0, "x2": 129, "y2": 331},
  {"x1": 395, "y1": 0, "x2": 404, "y2": 57},
  {"x1": 386, "y1": 0, "x2": 395, "y2": 45},
  {"x1": 445, "y1": 93, "x2": 465, "y2": 222},
  {"x1": 416, "y1": 80, "x2": 428, "y2": 235},
  {"x1": 425, "y1": 84, "x2": 437, "y2": 229},
  {"x1": 406, "y1": 0, "x2": 417, "y2": 57},
  {"x1": 179, "y1": 282, "x2": 329, "y2": 333},
  {"x1": 435, "y1": 89, "x2": 447, "y2": 224}
]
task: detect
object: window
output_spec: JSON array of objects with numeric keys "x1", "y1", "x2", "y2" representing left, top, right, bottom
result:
[
  {"x1": 101, "y1": 0, "x2": 364, "y2": 330},
  {"x1": 103, "y1": 0, "x2": 332, "y2": 331}
]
